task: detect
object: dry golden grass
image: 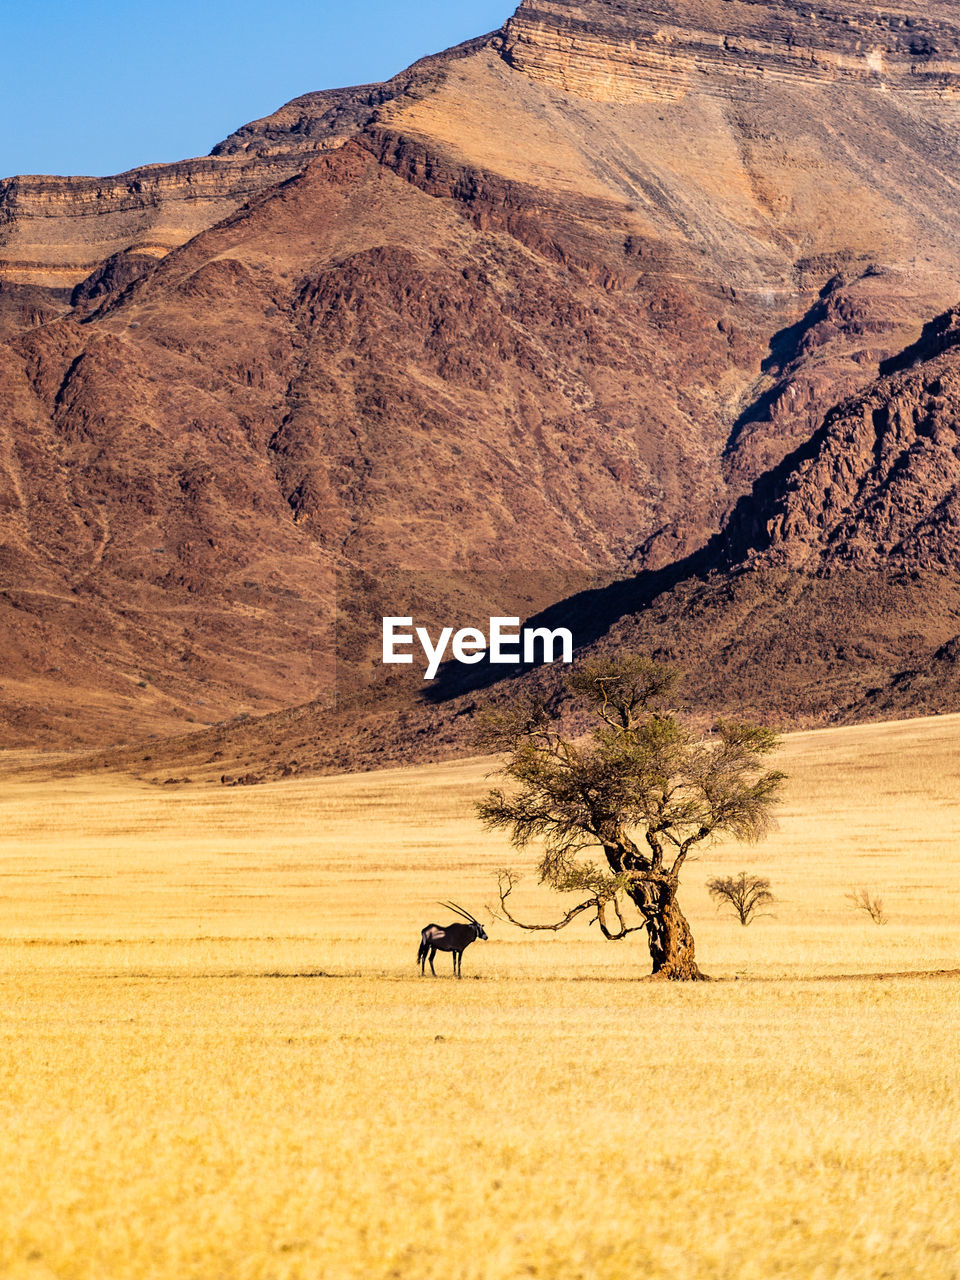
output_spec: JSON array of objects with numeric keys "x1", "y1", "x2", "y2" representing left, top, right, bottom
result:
[{"x1": 1, "y1": 713, "x2": 960, "y2": 1278}]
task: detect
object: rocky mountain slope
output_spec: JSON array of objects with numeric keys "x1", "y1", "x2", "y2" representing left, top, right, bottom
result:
[
  {"x1": 63, "y1": 293, "x2": 960, "y2": 784},
  {"x1": 4, "y1": 0, "x2": 960, "y2": 761},
  {"x1": 599, "y1": 306, "x2": 960, "y2": 723}
]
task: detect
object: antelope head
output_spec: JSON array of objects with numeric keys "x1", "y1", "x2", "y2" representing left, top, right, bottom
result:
[{"x1": 440, "y1": 901, "x2": 488, "y2": 940}]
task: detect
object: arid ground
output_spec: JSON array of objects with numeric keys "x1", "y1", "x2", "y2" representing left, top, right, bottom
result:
[{"x1": 2, "y1": 713, "x2": 960, "y2": 1278}]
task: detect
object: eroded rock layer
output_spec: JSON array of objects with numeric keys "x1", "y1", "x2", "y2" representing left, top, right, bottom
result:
[{"x1": 503, "y1": 0, "x2": 960, "y2": 102}]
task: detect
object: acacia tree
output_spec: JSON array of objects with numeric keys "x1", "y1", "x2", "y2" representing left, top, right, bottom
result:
[
  {"x1": 707, "y1": 872, "x2": 776, "y2": 926},
  {"x1": 476, "y1": 656, "x2": 785, "y2": 980}
]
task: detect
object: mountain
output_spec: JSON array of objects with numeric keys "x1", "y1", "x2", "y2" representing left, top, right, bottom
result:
[
  {"x1": 57, "y1": 296, "x2": 960, "y2": 785},
  {"x1": 3, "y1": 0, "x2": 960, "y2": 762}
]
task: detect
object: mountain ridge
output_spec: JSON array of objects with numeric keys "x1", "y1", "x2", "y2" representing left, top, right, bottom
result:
[{"x1": 2, "y1": 0, "x2": 960, "y2": 764}]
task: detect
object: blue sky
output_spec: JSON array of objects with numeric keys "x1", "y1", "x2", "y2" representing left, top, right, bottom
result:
[{"x1": 1, "y1": 1, "x2": 516, "y2": 179}]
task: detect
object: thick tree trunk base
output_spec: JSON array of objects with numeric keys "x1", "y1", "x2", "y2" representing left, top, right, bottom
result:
[
  {"x1": 642, "y1": 964, "x2": 711, "y2": 982},
  {"x1": 645, "y1": 893, "x2": 706, "y2": 980}
]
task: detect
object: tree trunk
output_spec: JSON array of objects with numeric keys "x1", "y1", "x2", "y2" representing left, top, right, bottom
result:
[{"x1": 634, "y1": 885, "x2": 707, "y2": 980}]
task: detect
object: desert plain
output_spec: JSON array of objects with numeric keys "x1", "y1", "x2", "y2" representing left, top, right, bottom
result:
[{"x1": 1, "y1": 713, "x2": 959, "y2": 1279}]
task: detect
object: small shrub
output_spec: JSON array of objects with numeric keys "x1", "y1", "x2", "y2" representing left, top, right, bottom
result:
[
  {"x1": 847, "y1": 887, "x2": 888, "y2": 924},
  {"x1": 707, "y1": 872, "x2": 776, "y2": 926}
]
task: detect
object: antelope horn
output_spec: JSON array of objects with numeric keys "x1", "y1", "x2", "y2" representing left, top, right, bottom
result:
[{"x1": 439, "y1": 901, "x2": 478, "y2": 924}]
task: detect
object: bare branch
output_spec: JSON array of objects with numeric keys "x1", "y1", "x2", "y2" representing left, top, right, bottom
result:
[
  {"x1": 671, "y1": 825, "x2": 710, "y2": 876},
  {"x1": 596, "y1": 895, "x2": 646, "y2": 940},
  {"x1": 491, "y1": 870, "x2": 600, "y2": 932}
]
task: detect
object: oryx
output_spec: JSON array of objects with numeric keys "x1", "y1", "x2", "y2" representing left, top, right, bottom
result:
[{"x1": 418, "y1": 902, "x2": 488, "y2": 977}]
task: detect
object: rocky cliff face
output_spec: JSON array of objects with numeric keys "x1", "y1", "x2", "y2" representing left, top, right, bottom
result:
[
  {"x1": 574, "y1": 316, "x2": 960, "y2": 736},
  {"x1": 4, "y1": 0, "x2": 960, "y2": 760},
  {"x1": 0, "y1": 155, "x2": 309, "y2": 294},
  {"x1": 721, "y1": 307, "x2": 960, "y2": 571},
  {"x1": 502, "y1": 0, "x2": 960, "y2": 101}
]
